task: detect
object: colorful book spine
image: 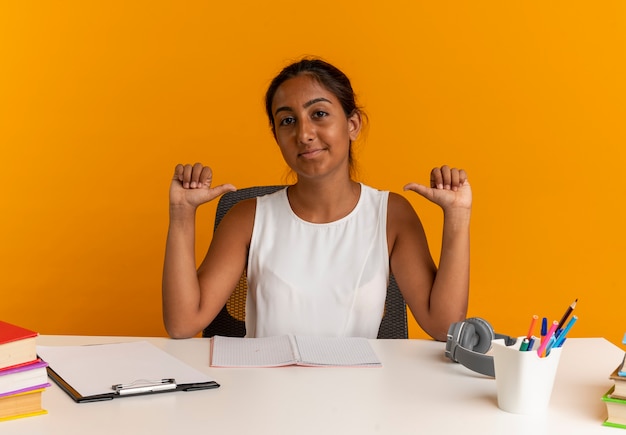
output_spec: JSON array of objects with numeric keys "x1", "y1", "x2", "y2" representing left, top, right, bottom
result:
[
  {"x1": 0, "y1": 321, "x2": 48, "y2": 421},
  {"x1": 0, "y1": 388, "x2": 48, "y2": 422},
  {"x1": 0, "y1": 359, "x2": 50, "y2": 397}
]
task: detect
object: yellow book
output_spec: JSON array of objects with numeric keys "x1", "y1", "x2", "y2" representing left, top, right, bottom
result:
[
  {"x1": 0, "y1": 409, "x2": 47, "y2": 422},
  {"x1": 0, "y1": 388, "x2": 47, "y2": 422}
]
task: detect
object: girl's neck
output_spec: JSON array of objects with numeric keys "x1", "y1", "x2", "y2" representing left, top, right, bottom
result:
[{"x1": 287, "y1": 179, "x2": 361, "y2": 223}]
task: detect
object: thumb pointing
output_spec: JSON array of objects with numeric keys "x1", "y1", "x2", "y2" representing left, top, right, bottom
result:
[{"x1": 403, "y1": 182, "x2": 434, "y2": 201}]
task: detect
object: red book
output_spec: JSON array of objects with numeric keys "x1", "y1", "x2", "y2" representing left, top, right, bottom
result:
[{"x1": 0, "y1": 321, "x2": 38, "y2": 370}]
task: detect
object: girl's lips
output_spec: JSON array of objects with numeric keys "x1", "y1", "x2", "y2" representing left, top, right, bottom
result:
[{"x1": 298, "y1": 149, "x2": 324, "y2": 159}]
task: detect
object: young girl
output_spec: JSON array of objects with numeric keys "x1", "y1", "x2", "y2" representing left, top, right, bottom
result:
[{"x1": 162, "y1": 58, "x2": 471, "y2": 341}]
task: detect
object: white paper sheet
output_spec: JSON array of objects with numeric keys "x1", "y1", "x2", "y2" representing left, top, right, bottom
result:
[{"x1": 37, "y1": 341, "x2": 216, "y2": 397}]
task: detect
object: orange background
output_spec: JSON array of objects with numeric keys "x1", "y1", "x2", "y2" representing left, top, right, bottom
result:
[{"x1": 1, "y1": 2, "x2": 625, "y2": 346}]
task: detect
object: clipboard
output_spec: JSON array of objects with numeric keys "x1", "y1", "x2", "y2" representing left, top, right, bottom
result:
[{"x1": 37, "y1": 341, "x2": 219, "y2": 403}]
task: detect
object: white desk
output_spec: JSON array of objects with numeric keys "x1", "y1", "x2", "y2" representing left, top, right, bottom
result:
[{"x1": 3, "y1": 336, "x2": 622, "y2": 434}]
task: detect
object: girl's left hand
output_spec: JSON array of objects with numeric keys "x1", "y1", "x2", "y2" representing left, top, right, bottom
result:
[{"x1": 403, "y1": 165, "x2": 472, "y2": 211}]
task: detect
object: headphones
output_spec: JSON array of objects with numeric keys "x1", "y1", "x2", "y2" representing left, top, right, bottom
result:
[{"x1": 444, "y1": 317, "x2": 517, "y2": 377}]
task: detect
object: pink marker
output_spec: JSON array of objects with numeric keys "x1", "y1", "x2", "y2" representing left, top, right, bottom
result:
[{"x1": 536, "y1": 320, "x2": 559, "y2": 357}]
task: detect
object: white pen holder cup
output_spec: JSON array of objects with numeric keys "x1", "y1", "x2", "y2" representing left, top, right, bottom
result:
[{"x1": 492, "y1": 338, "x2": 562, "y2": 415}]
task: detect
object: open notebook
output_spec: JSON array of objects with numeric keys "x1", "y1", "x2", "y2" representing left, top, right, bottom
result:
[{"x1": 210, "y1": 335, "x2": 382, "y2": 368}]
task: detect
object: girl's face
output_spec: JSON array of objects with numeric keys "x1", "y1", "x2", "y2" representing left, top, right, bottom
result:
[{"x1": 271, "y1": 74, "x2": 361, "y2": 181}]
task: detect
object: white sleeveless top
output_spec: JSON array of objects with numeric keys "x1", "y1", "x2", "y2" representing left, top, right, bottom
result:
[{"x1": 246, "y1": 184, "x2": 389, "y2": 338}]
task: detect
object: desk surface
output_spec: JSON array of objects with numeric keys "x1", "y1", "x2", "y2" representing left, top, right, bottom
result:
[{"x1": 3, "y1": 336, "x2": 623, "y2": 435}]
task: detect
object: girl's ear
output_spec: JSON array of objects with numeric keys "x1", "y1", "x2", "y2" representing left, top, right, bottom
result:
[{"x1": 347, "y1": 110, "x2": 362, "y2": 141}]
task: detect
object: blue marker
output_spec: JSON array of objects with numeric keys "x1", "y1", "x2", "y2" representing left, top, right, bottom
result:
[
  {"x1": 545, "y1": 335, "x2": 557, "y2": 355},
  {"x1": 554, "y1": 315, "x2": 577, "y2": 348}
]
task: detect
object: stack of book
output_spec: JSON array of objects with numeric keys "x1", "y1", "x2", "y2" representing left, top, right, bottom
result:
[
  {"x1": 0, "y1": 320, "x2": 49, "y2": 422},
  {"x1": 602, "y1": 333, "x2": 626, "y2": 429}
]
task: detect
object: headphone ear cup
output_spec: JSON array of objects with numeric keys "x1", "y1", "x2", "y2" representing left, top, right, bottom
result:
[
  {"x1": 465, "y1": 317, "x2": 495, "y2": 354},
  {"x1": 457, "y1": 323, "x2": 476, "y2": 350}
]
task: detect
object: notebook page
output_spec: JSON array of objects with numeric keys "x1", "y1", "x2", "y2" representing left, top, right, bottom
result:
[
  {"x1": 210, "y1": 335, "x2": 296, "y2": 367},
  {"x1": 294, "y1": 336, "x2": 382, "y2": 367}
]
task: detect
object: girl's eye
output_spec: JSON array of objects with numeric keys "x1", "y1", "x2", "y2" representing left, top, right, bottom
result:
[
  {"x1": 279, "y1": 117, "x2": 295, "y2": 126},
  {"x1": 313, "y1": 111, "x2": 328, "y2": 118}
]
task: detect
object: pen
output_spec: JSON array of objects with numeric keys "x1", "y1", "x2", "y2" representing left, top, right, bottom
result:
[
  {"x1": 540, "y1": 317, "x2": 548, "y2": 356},
  {"x1": 554, "y1": 315, "x2": 578, "y2": 348},
  {"x1": 527, "y1": 336, "x2": 536, "y2": 351},
  {"x1": 113, "y1": 378, "x2": 177, "y2": 396},
  {"x1": 526, "y1": 314, "x2": 538, "y2": 340},
  {"x1": 537, "y1": 320, "x2": 559, "y2": 358},
  {"x1": 557, "y1": 298, "x2": 578, "y2": 330}
]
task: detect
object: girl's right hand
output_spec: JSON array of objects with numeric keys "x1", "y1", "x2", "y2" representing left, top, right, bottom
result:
[{"x1": 169, "y1": 163, "x2": 236, "y2": 209}]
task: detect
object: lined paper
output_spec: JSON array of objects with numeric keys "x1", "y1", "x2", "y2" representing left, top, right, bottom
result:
[
  {"x1": 210, "y1": 336, "x2": 296, "y2": 367},
  {"x1": 210, "y1": 335, "x2": 381, "y2": 368},
  {"x1": 294, "y1": 336, "x2": 381, "y2": 367}
]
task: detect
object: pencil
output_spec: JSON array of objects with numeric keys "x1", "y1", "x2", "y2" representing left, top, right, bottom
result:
[
  {"x1": 526, "y1": 314, "x2": 539, "y2": 340},
  {"x1": 557, "y1": 298, "x2": 578, "y2": 330}
]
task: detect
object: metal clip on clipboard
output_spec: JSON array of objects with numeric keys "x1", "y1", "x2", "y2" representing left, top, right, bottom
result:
[{"x1": 112, "y1": 378, "x2": 177, "y2": 396}]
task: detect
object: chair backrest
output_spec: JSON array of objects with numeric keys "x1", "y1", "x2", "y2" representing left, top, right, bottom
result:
[{"x1": 202, "y1": 186, "x2": 408, "y2": 339}]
